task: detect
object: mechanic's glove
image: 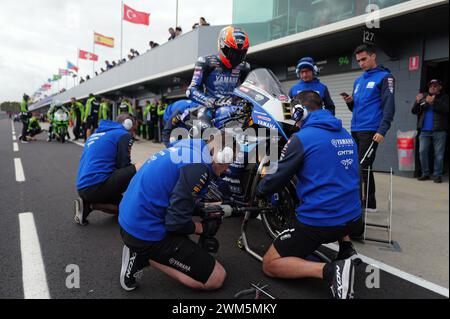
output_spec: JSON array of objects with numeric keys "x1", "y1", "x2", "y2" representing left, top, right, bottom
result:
[{"x1": 201, "y1": 214, "x2": 222, "y2": 237}]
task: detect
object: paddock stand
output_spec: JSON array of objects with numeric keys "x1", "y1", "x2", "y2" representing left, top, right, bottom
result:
[{"x1": 360, "y1": 166, "x2": 394, "y2": 245}]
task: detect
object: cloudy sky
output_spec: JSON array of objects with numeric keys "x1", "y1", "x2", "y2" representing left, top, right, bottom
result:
[{"x1": 0, "y1": 0, "x2": 233, "y2": 102}]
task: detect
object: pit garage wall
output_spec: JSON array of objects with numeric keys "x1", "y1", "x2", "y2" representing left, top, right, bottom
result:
[{"x1": 366, "y1": 32, "x2": 448, "y2": 175}]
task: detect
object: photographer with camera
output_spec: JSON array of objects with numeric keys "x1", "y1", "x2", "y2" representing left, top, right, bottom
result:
[
  {"x1": 118, "y1": 131, "x2": 236, "y2": 292},
  {"x1": 412, "y1": 79, "x2": 448, "y2": 183}
]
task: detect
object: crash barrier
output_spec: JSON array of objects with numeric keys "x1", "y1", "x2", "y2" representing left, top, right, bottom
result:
[{"x1": 397, "y1": 130, "x2": 417, "y2": 172}]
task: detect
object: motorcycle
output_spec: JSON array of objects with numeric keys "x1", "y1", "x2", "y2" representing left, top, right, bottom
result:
[
  {"x1": 50, "y1": 108, "x2": 70, "y2": 143},
  {"x1": 181, "y1": 68, "x2": 299, "y2": 240}
]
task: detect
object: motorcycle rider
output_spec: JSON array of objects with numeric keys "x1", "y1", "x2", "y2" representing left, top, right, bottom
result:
[
  {"x1": 186, "y1": 26, "x2": 250, "y2": 109},
  {"x1": 257, "y1": 91, "x2": 361, "y2": 299},
  {"x1": 70, "y1": 97, "x2": 85, "y2": 140},
  {"x1": 83, "y1": 93, "x2": 101, "y2": 139},
  {"x1": 185, "y1": 26, "x2": 251, "y2": 202},
  {"x1": 289, "y1": 57, "x2": 335, "y2": 115},
  {"x1": 74, "y1": 113, "x2": 140, "y2": 226},
  {"x1": 19, "y1": 93, "x2": 31, "y2": 143},
  {"x1": 118, "y1": 131, "x2": 236, "y2": 291},
  {"x1": 47, "y1": 100, "x2": 70, "y2": 142}
]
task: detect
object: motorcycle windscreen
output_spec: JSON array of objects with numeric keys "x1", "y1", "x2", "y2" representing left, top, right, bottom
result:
[{"x1": 233, "y1": 68, "x2": 289, "y2": 123}]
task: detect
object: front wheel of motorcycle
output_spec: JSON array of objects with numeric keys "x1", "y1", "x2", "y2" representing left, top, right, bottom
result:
[{"x1": 60, "y1": 127, "x2": 66, "y2": 143}]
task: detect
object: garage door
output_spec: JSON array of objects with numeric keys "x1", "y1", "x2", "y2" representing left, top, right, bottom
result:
[{"x1": 282, "y1": 70, "x2": 360, "y2": 132}]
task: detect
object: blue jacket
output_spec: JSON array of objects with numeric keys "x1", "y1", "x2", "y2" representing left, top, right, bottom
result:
[
  {"x1": 119, "y1": 139, "x2": 214, "y2": 241},
  {"x1": 289, "y1": 78, "x2": 335, "y2": 114},
  {"x1": 77, "y1": 120, "x2": 133, "y2": 190},
  {"x1": 348, "y1": 66, "x2": 395, "y2": 136},
  {"x1": 257, "y1": 110, "x2": 361, "y2": 227},
  {"x1": 186, "y1": 55, "x2": 250, "y2": 107},
  {"x1": 163, "y1": 99, "x2": 199, "y2": 124}
]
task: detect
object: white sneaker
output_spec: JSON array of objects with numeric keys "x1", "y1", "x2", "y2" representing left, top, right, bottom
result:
[{"x1": 365, "y1": 208, "x2": 378, "y2": 213}]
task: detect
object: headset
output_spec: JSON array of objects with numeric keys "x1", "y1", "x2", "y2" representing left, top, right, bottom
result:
[
  {"x1": 291, "y1": 104, "x2": 309, "y2": 123},
  {"x1": 214, "y1": 146, "x2": 234, "y2": 164},
  {"x1": 122, "y1": 118, "x2": 134, "y2": 131},
  {"x1": 296, "y1": 57, "x2": 319, "y2": 78}
]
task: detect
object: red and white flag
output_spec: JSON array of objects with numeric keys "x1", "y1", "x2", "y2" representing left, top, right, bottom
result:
[
  {"x1": 123, "y1": 4, "x2": 150, "y2": 26},
  {"x1": 79, "y1": 49, "x2": 99, "y2": 61}
]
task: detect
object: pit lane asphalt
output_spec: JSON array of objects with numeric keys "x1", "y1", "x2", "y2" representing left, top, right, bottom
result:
[{"x1": 0, "y1": 118, "x2": 444, "y2": 299}]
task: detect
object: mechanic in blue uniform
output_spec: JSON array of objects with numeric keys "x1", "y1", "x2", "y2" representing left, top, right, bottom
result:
[
  {"x1": 118, "y1": 132, "x2": 236, "y2": 291},
  {"x1": 257, "y1": 91, "x2": 362, "y2": 299},
  {"x1": 74, "y1": 114, "x2": 139, "y2": 226},
  {"x1": 289, "y1": 57, "x2": 335, "y2": 115},
  {"x1": 185, "y1": 26, "x2": 251, "y2": 202}
]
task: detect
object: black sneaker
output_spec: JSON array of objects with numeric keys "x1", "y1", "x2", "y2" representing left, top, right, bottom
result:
[
  {"x1": 433, "y1": 176, "x2": 442, "y2": 184},
  {"x1": 328, "y1": 258, "x2": 358, "y2": 299},
  {"x1": 418, "y1": 175, "x2": 430, "y2": 181},
  {"x1": 120, "y1": 245, "x2": 144, "y2": 291},
  {"x1": 73, "y1": 198, "x2": 91, "y2": 226},
  {"x1": 336, "y1": 242, "x2": 358, "y2": 261}
]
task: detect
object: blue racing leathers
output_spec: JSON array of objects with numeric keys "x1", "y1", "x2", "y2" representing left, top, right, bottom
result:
[
  {"x1": 186, "y1": 55, "x2": 250, "y2": 107},
  {"x1": 257, "y1": 109, "x2": 361, "y2": 227},
  {"x1": 347, "y1": 65, "x2": 395, "y2": 136},
  {"x1": 289, "y1": 78, "x2": 335, "y2": 115},
  {"x1": 119, "y1": 139, "x2": 214, "y2": 242},
  {"x1": 77, "y1": 120, "x2": 133, "y2": 190},
  {"x1": 163, "y1": 99, "x2": 199, "y2": 125}
]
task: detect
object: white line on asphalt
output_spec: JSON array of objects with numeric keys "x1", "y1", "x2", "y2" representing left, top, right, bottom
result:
[
  {"x1": 14, "y1": 158, "x2": 25, "y2": 182},
  {"x1": 13, "y1": 142, "x2": 19, "y2": 152},
  {"x1": 13, "y1": 135, "x2": 17, "y2": 141},
  {"x1": 19, "y1": 212, "x2": 51, "y2": 299},
  {"x1": 11, "y1": 120, "x2": 15, "y2": 133},
  {"x1": 69, "y1": 140, "x2": 85, "y2": 147},
  {"x1": 324, "y1": 243, "x2": 449, "y2": 298}
]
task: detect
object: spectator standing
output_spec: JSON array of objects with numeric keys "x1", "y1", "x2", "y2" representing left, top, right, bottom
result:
[
  {"x1": 168, "y1": 27, "x2": 176, "y2": 41},
  {"x1": 342, "y1": 44, "x2": 395, "y2": 214},
  {"x1": 175, "y1": 27, "x2": 183, "y2": 37},
  {"x1": 106, "y1": 60, "x2": 113, "y2": 70},
  {"x1": 193, "y1": 17, "x2": 210, "y2": 29},
  {"x1": 412, "y1": 79, "x2": 449, "y2": 183}
]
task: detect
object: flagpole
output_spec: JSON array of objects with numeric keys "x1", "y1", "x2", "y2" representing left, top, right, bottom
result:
[
  {"x1": 77, "y1": 49, "x2": 79, "y2": 85},
  {"x1": 120, "y1": 0, "x2": 124, "y2": 60},
  {"x1": 176, "y1": 0, "x2": 179, "y2": 28},
  {"x1": 93, "y1": 31, "x2": 96, "y2": 78}
]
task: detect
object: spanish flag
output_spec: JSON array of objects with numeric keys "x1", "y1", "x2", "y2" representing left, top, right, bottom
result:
[{"x1": 94, "y1": 32, "x2": 115, "y2": 48}]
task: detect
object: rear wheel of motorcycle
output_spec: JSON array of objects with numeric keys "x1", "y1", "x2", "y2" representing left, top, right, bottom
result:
[{"x1": 249, "y1": 170, "x2": 297, "y2": 240}]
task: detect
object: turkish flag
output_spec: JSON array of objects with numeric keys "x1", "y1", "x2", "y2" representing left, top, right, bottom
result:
[
  {"x1": 123, "y1": 4, "x2": 150, "y2": 26},
  {"x1": 79, "y1": 49, "x2": 99, "y2": 62}
]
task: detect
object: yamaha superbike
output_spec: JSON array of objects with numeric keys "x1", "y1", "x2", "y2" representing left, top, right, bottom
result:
[{"x1": 180, "y1": 68, "x2": 299, "y2": 240}]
